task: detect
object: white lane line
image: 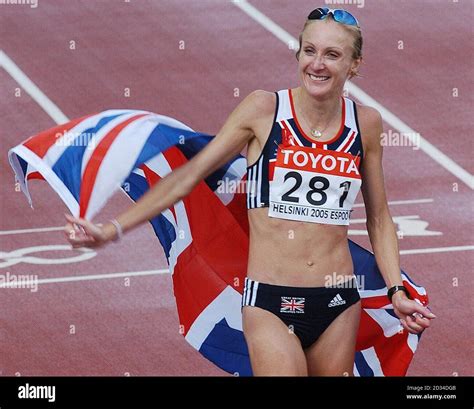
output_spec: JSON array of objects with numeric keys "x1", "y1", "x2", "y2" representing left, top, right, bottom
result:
[
  {"x1": 1, "y1": 245, "x2": 472, "y2": 288},
  {"x1": 0, "y1": 226, "x2": 64, "y2": 235},
  {"x1": 232, "y1": 0, "x2": 296, "y2": 47},
  {"x1": 344, "y1": 83, "x2": 474, "y2": 189},
  {"x1": 350, "y1": 215, "x2": 420, "y2": 224},
  {"x1": 232, "y1": 1, "x2": 474, "y2": 189},
  {"x1": 353, "y1": 198, "x2": 434, "y2": 208},
  {"x1": 0, "y1": 268, "x2": 170, "y2": 288},
  {"x1": 0, "y1": 50, "x2": 69, "y2": 125},
  {"x1": 0, "y1": 198, "x2": 433, "y2": 235},
  {"x1": 400, "y1": 245, "x2": 474, "y2": 255}
]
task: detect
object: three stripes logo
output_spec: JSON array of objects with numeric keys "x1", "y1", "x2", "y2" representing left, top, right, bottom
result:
[
  {"x1": 328, "y1": 294, "x2": 346, "y2": 307},
  {"x1": 280, "y1": 296, "x2": 305, "y2": 314}
]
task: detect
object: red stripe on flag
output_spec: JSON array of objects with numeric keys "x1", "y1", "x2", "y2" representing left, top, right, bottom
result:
[
  {"x1": 79, "y1": 114, "x2": 148, "y2": 217},
  {"x1": 158, "y1": 148, "x2": 248, "y2": 334},
  {"x1": 23, "y1": 114, "x2": 94, "y2": 158},
  {"x1": 404, "y1": 280, "x2": 429, "y2": 306},
  {"x1": 140, "y1": 164, "x2": 177, "y2": 222},
  {"x1": 356, "y1": 309, "x2": 380, "y2": 352},
  {"x1": 361, "y1": 295, "x2": 390, "y2": 309},
  {"x1": 367, "y1": 311, "x2": 414, "y2": 376},
  {"x1": 356, "y1": 310, "x2": 415, "y2": 376},
  {"x1": 374, "y1": 331, "x2": 414, "y2": 376},
  {"x1": 26, "y1": 171, "x2": 44, "y2": 181},
  {"x1": 226, "y1": 193, "x2": 249, "y2": 236},
  {"x1": 361, "y1": 282, "x2": 428, "y2": 310}
]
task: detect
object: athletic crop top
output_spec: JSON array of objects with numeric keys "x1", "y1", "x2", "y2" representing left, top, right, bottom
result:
[{"x1": 246, "y1": 89, "x2": 363, "y2": 226}]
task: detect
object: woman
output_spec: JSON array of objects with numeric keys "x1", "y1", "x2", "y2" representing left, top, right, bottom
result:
[{"x1": 65, "y1": 8, "x2": 435, "y2": 376}]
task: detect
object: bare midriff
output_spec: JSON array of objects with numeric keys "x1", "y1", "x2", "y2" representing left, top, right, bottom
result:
[{"x1": 247, "y1": 207, "x2": 354, "y2": 287}]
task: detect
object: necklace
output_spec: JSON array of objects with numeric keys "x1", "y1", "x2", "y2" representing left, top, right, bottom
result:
[
  {"x1": 311, "y1": 128, "x2": 324, "y2": 138},
  {"x1": 306, "y1": 108, "x2": 339, "y2": 139},
  {"x1": 297, "y1": 94, "x2": 340, "y2": 139}
]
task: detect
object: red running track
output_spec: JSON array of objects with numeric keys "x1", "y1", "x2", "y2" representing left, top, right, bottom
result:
[{"x1": 0, "y1": 0, "x2": 472, "y2": 376}]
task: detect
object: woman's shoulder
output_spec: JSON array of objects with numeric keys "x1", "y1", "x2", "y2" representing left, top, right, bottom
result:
[
  {"x1": 353, "y1": 103, "x2": 383, "y2": 149},
  {"x1": 243, "y1": 90, "x2": 277, "y2": 116},
  {"x1": 354, "y1": 103, "x2": 382, "y2": 129}
]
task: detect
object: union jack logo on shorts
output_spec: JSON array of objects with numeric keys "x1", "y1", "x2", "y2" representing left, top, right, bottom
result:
[{"x1": 280, "y1": 296, "x2": 305, "y2": 314}]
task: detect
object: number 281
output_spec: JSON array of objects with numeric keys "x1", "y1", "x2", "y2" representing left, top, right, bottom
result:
[{"x1": 281, "y1": 172, "x2": 351, "y2": 207}]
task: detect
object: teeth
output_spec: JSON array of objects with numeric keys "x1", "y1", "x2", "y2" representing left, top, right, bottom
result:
[{"x1": 309, "y1": 74, "x2": 329, "y2": 81}]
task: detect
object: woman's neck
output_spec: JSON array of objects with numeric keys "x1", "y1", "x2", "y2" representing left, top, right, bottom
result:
[{"x1": 294, "y1": 87, "x2": 342, "y2": 129}]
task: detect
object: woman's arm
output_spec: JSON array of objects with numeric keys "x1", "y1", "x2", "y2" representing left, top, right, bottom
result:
[
  {"x1": 359, "y1": 106, "x2": 436, "y2": 334},
  {"x1": 64, "y1": 90, "x2": 275, "y2": 247}
]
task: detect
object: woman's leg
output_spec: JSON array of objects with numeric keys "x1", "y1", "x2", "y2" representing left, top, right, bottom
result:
[
  {"x1": 242, "y1": 306, "x2": 307, "y2": 376},
  {"x1": 304, "y1": 300, "x2": 361, "y2": 376}
]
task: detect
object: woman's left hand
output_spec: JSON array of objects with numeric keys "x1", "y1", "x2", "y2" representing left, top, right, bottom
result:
[
  {"x1": 392, "y1": 292, "x2": 436, "y2": 334},
  {"x1": 64, "y1": 214, "x2": 113, "y2": 249}
]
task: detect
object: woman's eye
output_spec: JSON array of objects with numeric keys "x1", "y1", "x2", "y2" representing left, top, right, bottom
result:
[
  {"x1": 328, "y1": 53, "x2": 339, "y2": 59},
  {"x1": 304, "y1": 48, "x2": 314, "y2": 54}
]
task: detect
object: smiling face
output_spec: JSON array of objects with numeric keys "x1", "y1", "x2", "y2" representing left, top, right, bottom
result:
[{"x1": 297, "y1": 18, "x2": 361, "y2": 99}]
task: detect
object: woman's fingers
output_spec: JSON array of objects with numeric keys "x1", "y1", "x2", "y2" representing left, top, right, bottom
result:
[
  {"x1": 63, "y1": 222, "x2": 74, "y2": 237},
  {"x1": 64, "y1": 213, "x2": 82, "y2": 227},
  {"x1": 412, "y1": 303, "x2": 436, "y2": 319},
  {"x1": 395, "y1": 298, "x2": 436, "y2": 323},
  {"x1": 400, "y1": 319, "x2": 418, "y2": 334},
  {"x1": 63, "y1": 213, "x2": 110, "y2": 249},
  {"x1": 405, "y1": 315, "x2": 424, "y2": 333},
  {"x1": 64, "y1": 214, "x2": 98, "y2": 247},
  {"x1": 65, "y1": 214, "x2": 95, "y2": 234},
  {"x1": 396, "y1": 301, "x2": 434, "y2": 334},
  {"x1": 64, "y1": 222, "x2": 83, "y2": 242},
  {"x1": 413, "y1": 312, "x2": 431, "y2": 328}
]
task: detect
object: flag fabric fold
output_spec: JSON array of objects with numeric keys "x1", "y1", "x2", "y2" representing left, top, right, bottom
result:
[{"x1": 8, "y1": 110, "x2": 429, "y2": 376}]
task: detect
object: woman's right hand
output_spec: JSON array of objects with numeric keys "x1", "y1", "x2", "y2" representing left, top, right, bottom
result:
[{"x1": 64, "y1": 214, "x2": 115, "y2": 249}]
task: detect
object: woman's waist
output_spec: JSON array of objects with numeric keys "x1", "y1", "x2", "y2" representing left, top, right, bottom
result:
[
  {"x1": 247, "y1": 240, "x2": 353, "y2": 287},
  {"x1": 247, "y1": 264, "x2": 355, "y2": 287},
  {"x1": 247, "y1": 211, "x2": 352, "y2": 286},
  {"x1": 248, "y1": 217, "x2": 350, "y2": 258}
]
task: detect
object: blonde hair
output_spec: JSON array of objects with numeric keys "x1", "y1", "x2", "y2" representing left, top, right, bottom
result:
[{"x1": 295, "y1": 14, "x2": 363, "y2": 75}]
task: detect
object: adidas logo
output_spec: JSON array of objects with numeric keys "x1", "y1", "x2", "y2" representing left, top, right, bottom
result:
[{"x1": 328, "y1": 294, "x2": 346, "y2": 307}]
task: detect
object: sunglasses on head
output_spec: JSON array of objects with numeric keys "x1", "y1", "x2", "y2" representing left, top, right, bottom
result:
[{"x1": 307, "y1": 7, "x2": 359, "y2": 27}]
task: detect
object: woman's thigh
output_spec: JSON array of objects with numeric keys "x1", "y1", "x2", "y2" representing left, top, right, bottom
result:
[
  {"x1": 242, "y1": 306, "x2": 307, "y2": 376},
  {"x1": 304, "y1": 300, "x2": 361, "y2": 376}
]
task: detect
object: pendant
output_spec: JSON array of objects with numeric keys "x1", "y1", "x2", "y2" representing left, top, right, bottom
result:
[{"x1": 311, "y1": 129, "x2": 322, "y2": 138}]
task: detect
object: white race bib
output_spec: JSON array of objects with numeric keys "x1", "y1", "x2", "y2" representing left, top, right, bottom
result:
[{"x1": 269, "y1": 146, "x2": 362, "y2": 225}]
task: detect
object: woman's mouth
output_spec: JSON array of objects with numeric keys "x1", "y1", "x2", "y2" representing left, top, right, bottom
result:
[{"x1": 308, "y1": 73, "x2": 330, "y2": 82}]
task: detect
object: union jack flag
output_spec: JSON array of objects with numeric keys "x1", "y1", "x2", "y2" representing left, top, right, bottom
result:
[
  {"x1": 280, "y1": 297, "x2": 306, "y2": 314},
  {"x1": 9, "y1": 110, "x2": 429, "y2": 376}
]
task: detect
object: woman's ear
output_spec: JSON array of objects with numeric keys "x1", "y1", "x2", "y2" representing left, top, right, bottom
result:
[{"x1": 349, "y1": 57, "x2": 362, "y2": 79}]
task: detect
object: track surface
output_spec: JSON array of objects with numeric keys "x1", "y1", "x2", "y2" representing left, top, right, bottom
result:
[{"x1": 0, "y1": 0, "x2": 472, "y2": 376}]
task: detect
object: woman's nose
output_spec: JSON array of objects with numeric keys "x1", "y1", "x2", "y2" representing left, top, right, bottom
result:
[{"x1": 310, "y1": 54, "x2": 325, "y2": 70}]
